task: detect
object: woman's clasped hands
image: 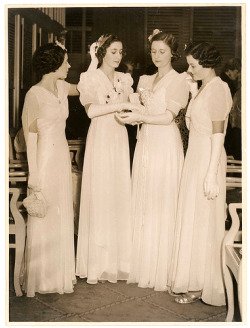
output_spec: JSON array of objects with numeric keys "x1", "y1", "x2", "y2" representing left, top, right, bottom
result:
[{"x1": 115, "y1": 103, "x2": 145, "y2": 125}]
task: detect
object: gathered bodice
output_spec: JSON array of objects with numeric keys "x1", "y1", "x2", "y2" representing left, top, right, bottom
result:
[
  {"x1": 137, "y1": 69, "x2": 189, "y2": 117},
  {"x1": 77, "y1": 69, "x2": 133, "y2": 107},
  {"x1": 187, "y1": 77, "x2": 232, "y2": 136}
]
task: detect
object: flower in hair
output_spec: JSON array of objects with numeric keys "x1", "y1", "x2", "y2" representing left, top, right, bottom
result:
[
  {"x1": 55, "y1": 40, "x2": 66, "y2": 50},
  {"x1": 97, "y1": 34, "x2": 111, "y2": 48},
  {"x1": 148, "y1": 29, "x2": 162, "y2": 42}
]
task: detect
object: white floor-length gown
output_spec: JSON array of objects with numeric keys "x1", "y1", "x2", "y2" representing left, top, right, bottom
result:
[
  {"x1": 170, "y1": 77, "x2": 232, "y2": 306},
  {"x1": 76, "y1": 69, "x2": 133, "y2": 284},
  {"x1": 22, "y1": 80, "x2": 76, "y2": 297},
  {"x1": 127, "y1": 69, "x2": 189, "y2": 291}
]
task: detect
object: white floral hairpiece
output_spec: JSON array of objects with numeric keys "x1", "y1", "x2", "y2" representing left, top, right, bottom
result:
[
  {"x1": 148, "y1": 29, "x2": 162, "y2": 42},
  {"x1": 55, "y1": 40, "x2": 66, "y2": 51},
  {"x1": 97, "y1": 34, "x2": 111, "y2": 48}
]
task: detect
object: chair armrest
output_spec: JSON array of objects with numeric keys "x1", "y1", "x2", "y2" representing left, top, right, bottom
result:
[{"x1": 224, "y1": 203, "x2": 242, "y2": 246}]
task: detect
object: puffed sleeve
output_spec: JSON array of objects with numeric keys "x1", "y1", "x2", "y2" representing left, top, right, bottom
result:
[
  {"x1": 122, "y1": 73, "x2": 134, "y2": 96},
  {"x1": 21, "y1": 90, "x2": 40, "y2": 190},
  {"x1": 77, "y1": 71, "x2": 96, "y2": 106},
  {"x1": 207, "y1": 81, "x2": 233, "y2": 121},
  {"x1": 165, "y1": 73, "x2": 190, "y2": 116}
]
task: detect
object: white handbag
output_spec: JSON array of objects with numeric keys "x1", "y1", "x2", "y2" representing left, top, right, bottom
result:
[{"x1": 23, "y1": 191, "x2": 48, "y2": 218}]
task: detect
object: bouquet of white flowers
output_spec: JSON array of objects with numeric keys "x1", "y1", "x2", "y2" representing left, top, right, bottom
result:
[{"x1": 138, "y1": 88, "x2": 153, "y2": 108}]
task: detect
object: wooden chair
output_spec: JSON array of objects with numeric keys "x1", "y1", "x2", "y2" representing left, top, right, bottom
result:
[
  {"x1": 226, "y1": 170, "x2": 242, "y2": 242},
  {"x1": 226, "y1": 158, "x2": 242, "y2": 177},
  {"x1": 9, "y1": 181, "x2": 27, "y2": 296},
  {"x1": 9, "y1": 148, "x2": 28, "y2": 296},
  {"x1": 68, "y1": 139, "x2": 85, "y2": 170},
  {"x1": 222, "y1": 203, "x2": 242, "y2": 321},
  {"x1": 72, "y1": 168, "x2": 82, "y2": 234}
]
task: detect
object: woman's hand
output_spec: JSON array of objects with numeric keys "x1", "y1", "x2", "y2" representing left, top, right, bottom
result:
[
  {"x1": 115, "y1": 111, "x2": 143, "y2": 125},
  {"x1": 203, "y1": 172, "x2": 219, "y2": 200},
  {"x1": 117, "y1": 102, "x2": 145, "y2": 113},
  {"x1": 89, "y1": 42, "x2": 99, "y2": 60},
  {"x1": 87, "y1": 42, "x2": 99, "y2": 71}
]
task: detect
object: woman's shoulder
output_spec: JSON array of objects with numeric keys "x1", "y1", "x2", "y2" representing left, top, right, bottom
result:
[
  {"x1": 210, "y1": 76, "x2": 232, "y2": 96},
  {"x1": 139, "y1": 74, "x2": 154, "y2": 80},
  {"x1": 172, "y1": 70, "x2": 188, "y2": 82},
  {"x1": 138, "y1": 74, "x2": 154, "y2": 85},
  {"x1": 167, "y1": 71, "x2": 190, "y2": 90},
  {"x1": 206, "y1": 77, "x2": 233, "y2": 109},
  {"x1": 79, "y1": 69, "x2": 99, "y2": 82},
  {"x1": 116, "y1": 71, "x2": 133, "y2": 83},
  {"x1": 216, "y1": 76, "x2": 231, "y2": 89},
  {"x1": 25, "y1": 86, "x2": 40, "y2": 99},
  {"x1": 77, "y1": 70, "x2": 99, "y2": 90}
]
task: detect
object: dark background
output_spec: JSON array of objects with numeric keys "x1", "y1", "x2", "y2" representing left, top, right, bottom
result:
[{"x1": 8, "y1": 6, "x2": 241, "y2": 142}]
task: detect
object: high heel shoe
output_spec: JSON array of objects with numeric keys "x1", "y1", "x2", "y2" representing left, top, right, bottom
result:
[{"x1": 175, "y1": 291, "x2": 202, "y2": 304}]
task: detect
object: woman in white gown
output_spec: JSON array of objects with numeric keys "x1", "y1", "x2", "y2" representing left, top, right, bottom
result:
[
  {"x1": 116, "y1": 30, "x2": 189, "y2": 291},
  {"x1": 21, "y1": 42, "x2": 81, "y2": 297},
  {"x1": 170, "y1": 42, "x2": 232, "y2": 306},
  {"x1": 76, "y1": 34, "x2": 143, "y2": 284}
]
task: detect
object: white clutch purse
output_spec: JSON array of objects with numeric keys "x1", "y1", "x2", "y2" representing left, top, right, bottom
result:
[{"x1": 23, "y1": 191, "x2": 48, "y2": 218}]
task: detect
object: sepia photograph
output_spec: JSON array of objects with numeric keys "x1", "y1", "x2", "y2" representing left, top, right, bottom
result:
[{"x1": 5, "y1": 0, "x2": 246, "y2": 325}]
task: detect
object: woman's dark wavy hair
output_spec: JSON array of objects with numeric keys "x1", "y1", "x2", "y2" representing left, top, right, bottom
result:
[
  {"x1": 32, "y1": 43, "x2": 67, "y2": 81},
  {"x1": 149, "y1": 32, "x2": 180, "y2": 61},
  {"x1": 96, "y1": 34, "x2": 125, "y2": 65},
  {"x1": 184, "y1": 42, "x2": 222, "y2": 68}
]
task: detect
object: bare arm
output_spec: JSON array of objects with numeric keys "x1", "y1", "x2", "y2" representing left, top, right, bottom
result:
[{"x1": 68, "y1": 84, "x2": 79, "y2": 96}]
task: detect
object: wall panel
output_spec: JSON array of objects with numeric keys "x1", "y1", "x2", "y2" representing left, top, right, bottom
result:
[{"x1": 193, "y1": 6, "x2": 241, "y2": 66}]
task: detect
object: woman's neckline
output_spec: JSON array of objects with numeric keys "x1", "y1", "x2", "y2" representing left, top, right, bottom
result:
[
  {"x1": 35, "y1": 80, "x2": 59, "y2": 98},
  {"x1": 152, "y1": 68, "x2": 174, "y2": 89},
  {"x1": 98, "y1": 68, "x2": 116, "y2": 85},
  {"x1": 193, "y1": 76, "x2": 219, "y2": 100}
]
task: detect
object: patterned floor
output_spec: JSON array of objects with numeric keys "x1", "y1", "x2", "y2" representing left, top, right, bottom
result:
[
  {"x1": 9, "y1": 275, "x2": 227, "y2": 323},
  {"x1": 8, "y1": 184, "x2": 242, "y2": 323}
]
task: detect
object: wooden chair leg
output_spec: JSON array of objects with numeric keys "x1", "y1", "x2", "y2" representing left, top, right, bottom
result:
[
  {"x1": 238, "y1": 260, "x2": 242, "y2": 320},
  {"x1": 14, "y1": 222, "x2": 26, "y2": 296},
  {"x1": 224, "y1": 265, "x2": 234, "y2": 322},
  {"x1": 10, "y1": 188, "x2": 26, "y2": 296}
]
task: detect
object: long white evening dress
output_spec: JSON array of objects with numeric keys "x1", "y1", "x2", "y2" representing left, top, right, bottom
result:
[
  {"x1": 21, "y1": 80, "x2": 76, "y2": 297},
  {"x1": 76, "y1": 69, "x2": 133, "y2": 284},
  {"x1": 127, "y1": 69, "x2": 189, "y2": 291},
  {"x1": 170, "y1": 77, "x2": 232, "y2": 306}
]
